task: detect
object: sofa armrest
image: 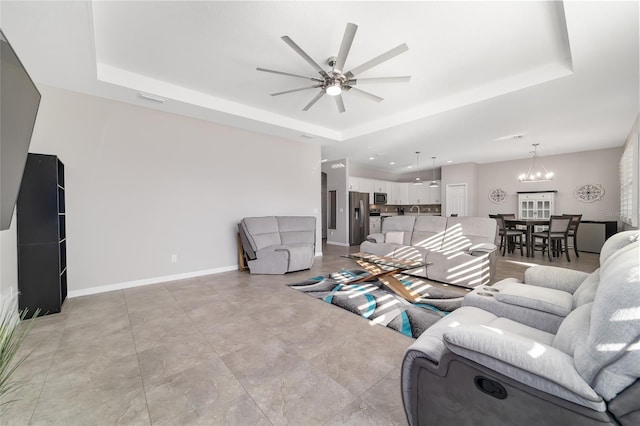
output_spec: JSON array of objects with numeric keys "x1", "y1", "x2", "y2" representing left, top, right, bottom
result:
[
  {"x1": 524, "y1": 266, "x2": 589, "y2": 294},
  {"x1": 443, "y1": 325, "x2": 604, "y2": 411},
  {"x1": 494, "y1": 283, "x2": 574, "y2": 317},
  {"x1": 467, "y1": 242, "x2": 497, "y2": 256},
  {"x1": 366, "y1": 233, "x2": 385, "y2": 243}
]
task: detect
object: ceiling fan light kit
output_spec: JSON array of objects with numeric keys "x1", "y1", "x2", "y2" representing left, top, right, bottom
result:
[{"x1": 258, "y1": 22, "x2": 410, "y2": 113}]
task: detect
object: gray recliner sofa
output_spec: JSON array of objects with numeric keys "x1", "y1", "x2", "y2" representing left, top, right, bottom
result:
[
  {"x1": 463, "y1": 230, "x2": 640, "y2": 333},
  {"x1": 360, "y1": 216, "x2": 498, "y2": 288},
  {"x1": 401, "y1": 233, "x2": 640, "y2": 425},
  {"x1": 238, "y1": 216, "x2": 316, "y2": 274}
]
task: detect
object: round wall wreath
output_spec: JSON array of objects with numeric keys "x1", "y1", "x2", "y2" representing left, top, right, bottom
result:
[
  {"x1": 575, "y1": 183, "x2": 604, "y2": 203},
  {"x1": 488, "y1": 188, "x2": 507, "y2": 204}
]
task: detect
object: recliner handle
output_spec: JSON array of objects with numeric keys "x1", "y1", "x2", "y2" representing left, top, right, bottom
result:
[{"x1": 474, "y1": 376, "x2": 508, "y2": 399}]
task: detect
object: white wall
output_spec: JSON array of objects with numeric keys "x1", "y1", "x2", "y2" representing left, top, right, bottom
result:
[
  {"x1": 477, "y1": 148, "x2": 622, "y2": 221},
  {"x1": 14, "y1": 86, "x2": 321, "y2": 296}
]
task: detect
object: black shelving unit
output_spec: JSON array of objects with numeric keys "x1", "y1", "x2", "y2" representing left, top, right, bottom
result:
[{"x1": 16, "y1": 153, "x2": 66, "y2": 318}]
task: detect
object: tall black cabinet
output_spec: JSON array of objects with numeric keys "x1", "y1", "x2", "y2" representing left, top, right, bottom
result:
[{"x1": 16, "y1": 153, "x2": 66, "y2": 318}]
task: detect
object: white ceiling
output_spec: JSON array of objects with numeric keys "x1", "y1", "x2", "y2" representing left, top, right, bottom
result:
[{"x1": 1, "y1": 1, "x2": 638, "y2": 175}]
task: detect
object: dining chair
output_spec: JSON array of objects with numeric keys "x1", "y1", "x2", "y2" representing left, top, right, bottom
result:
[
  {"x1": 495, "y1": 214, "x2": 524, "y2": 256},
  {"x1": 563, "y1": 214, "x2": 583, "y2": 258},
  {"x1": 532, "y1": 215, "x2": 572, "y2": 261}
]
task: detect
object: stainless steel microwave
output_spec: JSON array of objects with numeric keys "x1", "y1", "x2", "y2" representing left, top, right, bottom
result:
[{"x1": 373, "y1": 192, "x2": 387, "y2": 204}]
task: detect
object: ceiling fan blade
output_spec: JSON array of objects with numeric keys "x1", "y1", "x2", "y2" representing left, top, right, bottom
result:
[
  {"x1": 303, "y1": 90, "x2": 326, "y2": 111},
  {"x1": 271, "y1": 84, "x2": 323, "y2": 96},
  {"x1": 346, "y1": 86, "x2": 383, "y2": 102},
  {"x1": 334, "y1": 23, "x2": 358, "y2": 73},
  {"x1": 345, "y1": 43, "x2": 409, "y2": 79},
  {"x1": 347, "y1": 76, "x2": 411, "y2": 85},
  {"x1": 257, "y1": 67, "x2": 323, "y2": 82},
  {"x1": 334, "y1": 94, "x2": 346, "y2": 113},
  {"x1": 281, "y1": 36, "x2": 330, "y2": 78}
]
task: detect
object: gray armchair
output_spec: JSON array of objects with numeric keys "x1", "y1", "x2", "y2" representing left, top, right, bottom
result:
[
  {"x1": 401, "y1": 235, "x2": 640, "y2": 425},
  {"x1": 238, "y1": 216, "x2": 316, "y2": 274}
]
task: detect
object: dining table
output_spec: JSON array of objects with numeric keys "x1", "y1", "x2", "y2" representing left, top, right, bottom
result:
[{"x1": 504, "y1": 218, "x2": 550, "y2": 257}]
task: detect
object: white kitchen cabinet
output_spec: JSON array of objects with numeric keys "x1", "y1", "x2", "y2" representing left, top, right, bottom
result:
[
  {"x1": 348, "y1": 177, "x2": 359, "y2": 191},
  {"x1": 373, "y1": 180, "x2": 387, "y2": 194},
  {"x1": 409, "y1": 183, "x2": 429, "y2": 204},
  {"x1": 358, "y1": 178, "x2": 375, "y2": 199},
  {"x1": 399, "y1": 183, "x2": 410, "y2": 204},
  {"x1": 428, "y1": 181, "x2": 441, "y2": 203},
  {"x1": 369, "y1": 216, "x2": 381, "y2": 234},
  {"x1": 389, "y1": 182, "x2": 408, "y2": 204}
]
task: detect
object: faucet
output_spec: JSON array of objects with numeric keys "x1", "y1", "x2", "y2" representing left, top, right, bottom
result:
[{"x1": 410, "y1": 205, "x2": 420, "y2": 215}]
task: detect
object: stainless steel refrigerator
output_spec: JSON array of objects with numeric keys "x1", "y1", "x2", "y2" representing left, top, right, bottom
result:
[{"x1": 349, "y1": 191, "x2": 370, "y2": 245}]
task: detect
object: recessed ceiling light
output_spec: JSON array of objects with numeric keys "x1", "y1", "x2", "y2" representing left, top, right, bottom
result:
[
  {"x1": 321, "y1": 159, "x2": 328, "y2": 163},
  {"x1": 407, "y1": 165, "x2": 412, "y2": 169},
  {"x1": 369, "y1": 157, "x2": 375, "y2": 160},
  {"x1": 447, "y1": 160, "x2": 452, "y2": 163},
  {"x1": 390, "y1": 162, "x2": 395, "y2": 165}
]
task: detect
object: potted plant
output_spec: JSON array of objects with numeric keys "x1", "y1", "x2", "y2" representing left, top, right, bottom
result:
[{"x1": 0, "y1": 295, "x2": 38, "y2": 408}]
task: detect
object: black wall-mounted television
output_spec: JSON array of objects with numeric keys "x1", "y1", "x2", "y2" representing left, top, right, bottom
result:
[{"x1": 0, "y1": 29, "x2": 41, "y2": 230}]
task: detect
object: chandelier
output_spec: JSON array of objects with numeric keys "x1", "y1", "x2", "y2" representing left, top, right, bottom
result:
[
  {"x1": 518, "y1": 143, "x2": 554, "y2": 183},
  {"x1": 413, "y1": 151, "x2": 423, "y2": 185}
]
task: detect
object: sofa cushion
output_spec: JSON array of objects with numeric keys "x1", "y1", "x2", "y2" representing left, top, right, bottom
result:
[
  {"x1": 276, "y1": 243, "x2": 314, "y2": 271},
  {"x1": 403, "y1": 306, "x2": 498, "y2": 364},
  {"x1": 495, "y1": 284, "x2": 575, "y2": 317},
  {"x1": 463, "y1": 283, "x2": 567, "y2": 334},
  {"x1": 572, "y1": 270, "x2": 600, "y2": 307},
  {"x1": 575, "y1": 242, "x2": 639, "y2": 401},
  {"x1": 385, "y1": 231, "x2": 405, "y2": 244},
  {"x1": 599, "y1": 230, "x2": 639, "y2": 265},
  {"x1": 440, "y1": 217, "x2": 498, "y2": 254},
  {"x1": 241, "y1": 217, "x2": 281, "y2": 251},
  {"x1": 553, "y1": 303, "x2": 592, "y2": 356},
  {"x1": 410, "y1": 216, "x2": 447, "y2": 250},
  {"x1": 277, "y1": 216, "x2": 316, "y2": 245},
  {"x1": 426, "y1": 250, "x2": 492, "y2": 288},
  {"x1": 381, "y1": 216, "x2": 416, "y2": 245},
  {"x1": 359, "y1": 240, "x2": 401, "y2": 258}
]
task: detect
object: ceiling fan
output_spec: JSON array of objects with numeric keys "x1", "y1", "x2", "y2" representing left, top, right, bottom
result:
[{"x1": 257, "y1": 23, "x2": 410, "y2": 113}]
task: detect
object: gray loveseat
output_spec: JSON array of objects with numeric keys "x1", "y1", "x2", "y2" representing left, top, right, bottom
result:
[
  {"x1": 463, "y1": 230, "x2": 640, "y2": 333},
  {"x1": 238, "y1": 216, "x2": 316, "y2": 274},
  {"x1": 401, "y1": 231, "x2": 640, "y2": 425},
  {"x1": 360, "y1": 216, "x2": 498, "y2": 288}
]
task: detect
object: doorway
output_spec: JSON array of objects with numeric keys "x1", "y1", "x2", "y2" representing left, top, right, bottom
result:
[
  {"x1": 445, "y1": 183, "x2": 468, "y2": 216},
  {"x1": 321, "y1": 172, "x2": 327, "y2": 239}
]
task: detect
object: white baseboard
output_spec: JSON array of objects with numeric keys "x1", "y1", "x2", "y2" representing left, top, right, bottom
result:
[
  {"x1": 326, "y1": 241, "x2": 350, "y2": 247},
  {"x1": 67, "y1": 265, "x2": 238, "y2": 298}
]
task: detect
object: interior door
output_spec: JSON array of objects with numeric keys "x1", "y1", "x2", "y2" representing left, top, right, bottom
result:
[{"x1": 445, "y1": 183, "x2": 468, "y2": 216}]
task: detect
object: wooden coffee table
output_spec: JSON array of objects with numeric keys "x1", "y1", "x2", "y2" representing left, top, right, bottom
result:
[{"x1": 342, "y1": 252, "x2": 430, "y2": 301}]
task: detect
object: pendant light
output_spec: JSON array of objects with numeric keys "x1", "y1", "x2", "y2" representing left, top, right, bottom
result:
[
  {"x1": 413, "y1": 151, "x2": 423, "y2": 185},
  {"x1": 518, "y1": 143, "x2": 554, "y2": 182},
  {"x1": 429, "y1": 156, "x2": 439, "y2": 187}
]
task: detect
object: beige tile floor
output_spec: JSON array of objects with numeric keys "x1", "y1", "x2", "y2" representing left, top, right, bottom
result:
[{"x1": 1, "y1": 243, "x2": 599, "y2": 425}]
